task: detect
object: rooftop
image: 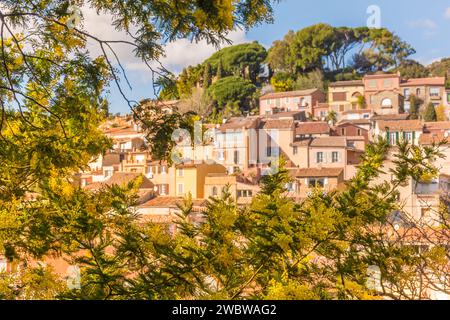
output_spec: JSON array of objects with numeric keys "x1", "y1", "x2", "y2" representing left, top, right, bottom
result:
[
  {"x1": 219, "y1": 116, "x2": 260, "y2": 132},
  {"x1": 296, "y1": 167, "x2": 344, "y2": 178},
  {"x1": 371, "y1": 114, "x2": 410, "y2": 121},
  {"x1": 309, "y1": 136, "x2": 347, "y2": 148},
  {"x1": 295, "y1": 122, "x2": 330, "y2": 135},
  {"x1": 419, "y1": 132, "x2": 448, "y2": 145},
  {"x1": 424, "y1": 121, "x2": 450, "y2": 132},
  {"x1": 329, "y1": 80, "x2": 364, "y2": 87},
  {"x1": 138, "y1": 196, "x2": 206, "y2": 208},
  {"x1": 260, "y1": 119, "x2": 294, "y2": 130},
  {"x1": 260, "y1": 89, "x2": 320, "y2": 100},
  {"x1": 377, "y1": 120, "x2": 423, "y2": 132},
  {"x1": 400, "y1": 77, "x2": 446, "y2": 87},
  {"x1": 85, "y1": 172, "x2": 154, "y2": 190}
]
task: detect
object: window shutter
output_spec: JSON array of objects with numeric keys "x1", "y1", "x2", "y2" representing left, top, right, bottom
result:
[
  {"x1": 396, "y1": 132, "x2": 399, "y2": 144},
  {"x1": 412, "y1": 131, "x2": 416, "y2": 145},
  {"x1": 386, "y1": 129, "x2": 390, "y2": 145}
]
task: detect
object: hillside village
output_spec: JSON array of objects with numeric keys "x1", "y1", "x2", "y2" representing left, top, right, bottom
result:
[
  {"x1": 2, "y1": 2, "x2": 450, "y2": 300},
  {"x1": 78, "y1": 71, "x2": 450, "y2": 236}
]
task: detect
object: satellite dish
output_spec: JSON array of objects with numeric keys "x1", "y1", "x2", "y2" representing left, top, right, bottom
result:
[{"x1": 394, "y1": 223, "x2": 400, "y2": 231}]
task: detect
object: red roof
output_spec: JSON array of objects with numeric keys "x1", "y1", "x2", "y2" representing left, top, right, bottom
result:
[
  {"x1": 260, "y1": 89, "x2": 320, "y2": 100},
  {"x1": 400, "y1": 77, "x2": 445, "y2": 87},
  {"x1": 296, "y1": 167, "x2": 344, "y2": 178},
  {"x1": 296, "y1": 122, "x2": 330, "y2": 135}
]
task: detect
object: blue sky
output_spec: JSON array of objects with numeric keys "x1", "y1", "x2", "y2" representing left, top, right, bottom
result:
[{"x1": 104, "y1": 0, "x2": 450, "y2": 114}]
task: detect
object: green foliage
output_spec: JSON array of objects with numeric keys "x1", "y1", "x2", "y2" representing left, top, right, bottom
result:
[
  {"x1": 270, "y1": 72, "x2": 294, "y2": 92},
  {"x1": 206, "y1": 76, "x2": 257, "y2": 114},
  {"x1": 267, "y1": 24, "x2": 414, "y2": 76},
  {"x1": 203, "y1": 62, "x2": 211, "y2": 89},
  {"x1": 409, "y1": 94, "x2": 423, "y2": 120},
  {"x1": 423, "y1": 103, "x2": 437, "y2": 122},
  {"x1": 294, "y1": 69, "x2": 325, "y2": 91},
  {"x1": 205, "y1": 42, "x2": 267, "y2": 83},
  {"x1": 393, "y1": 59, "x2": 428, "y2": 79}
]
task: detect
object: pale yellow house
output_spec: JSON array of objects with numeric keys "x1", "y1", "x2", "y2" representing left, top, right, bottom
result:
[
  {"x1": 174, "y1": 162, "x2": 227, "y2": 198},
  {"x1": 328, "y1": 80, "x2": 365, "y2": 116}
]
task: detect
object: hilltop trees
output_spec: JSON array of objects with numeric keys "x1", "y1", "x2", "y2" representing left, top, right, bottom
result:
[
  {"x1": 266, "y1": 24, "x2": 415, "y2": 77},
  {"x1": 206, "y1": 76, "x2": 258, "y2": 116}
]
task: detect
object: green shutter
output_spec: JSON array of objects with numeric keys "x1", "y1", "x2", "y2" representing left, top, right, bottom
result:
[
  {"x1": 386, "y1": 129, "x2": 390, "y2": 145},
  {"x1": 412, "y1": 131, "x2": 416, "y2": 145}
]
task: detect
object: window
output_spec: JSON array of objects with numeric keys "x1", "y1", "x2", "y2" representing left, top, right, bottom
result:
[
  {"x1": 381, "y1": 98, "x2": 392, "y2": 108},
  {"x1": 276, "y1": 98, "x2": 281, "y2": 107},
  {"x1": 368, "y1": 80, "x2": 377, "y2": 88},
  {"x1": 363, "y1": 114, "x2": 370, "y2": 119},
  {"x1": 383, "y1": 79, "x2": 392, "y2": 88},
  {"x1": 178, "y1": 168, "x2": 184, "y2": 177},
  {"x1": 404, "y1": 101, "x2": 411, "y2": 112},
  {"x1": 218, "y1": 151, "x2": 225, "y2": 161},
  {"x1": 308, "y1": 178, "x2": 325, "y2": 188},
  {"x1": 316, "y1": 152, "x2": 324, "y2": 163},
  {"x1": 320, "y1": 111, "x2": 327, "y2": 118},
  {"x1": 237, "y1": 190, "x2": 253, "y2": 198},
  {"x1": 160, "y1": 165, "x2": 167, "y2": 174},
  {"x1": 160, "y1": 184, "x2": 167, "y2": 195},
  {"x1": 285, "y1": 97, "x2": 290, "y2": 103},
  {"x1": 416, "y1": 88, "x2": 421, "y2": 96},
  {"x1": 104, "y1": 169, "x2": 113, "y2": 177},
  {"x1": 357, "y1": 129, "x2": 362, "y2": 136},
  {"x1": 332, "y1": 92, "x2": 347, "y2": 102},
  {"x1": 404, "y1": 132, "x2": 413, "y2": 142},
  {"x1": 369, "y1": 95, "x2": 374, "y2": 104},
  {"x1": 339, "y1": 105, "x2": 344, "y2": 112},
  {"x1": 293, "y1": 146, "x2": 298, "y2": 155},
  {"x1": 332, "y1": 151, "x2": 339, "y2": 163},
  {"x1": 177, "y1": 183, "x2": 184, "y2": 195},
  {"x1": 341, "y1": 128, "x2": 345, "y2": 135},
  {"x1": 265, "y1": 110, "x2": 271, "y2": 116},
  {"x1": 404, "y1": 88, "x2": 410, "y2": 98},
  {"x1": 212, "y1": 186, "x2": 218, "y2": 197},
  {"x1": 389, "y1": 132, "x2": 397, "y2": 145},
  {"x1": 430, "y1": 87, "x2": 440, "y2": 97},
  {"x1": 233, "y1": 150, "x2": 240, "y2": 164},
  {"x1": 285, "y1": 183, "x2": 295, "y2": 192}
]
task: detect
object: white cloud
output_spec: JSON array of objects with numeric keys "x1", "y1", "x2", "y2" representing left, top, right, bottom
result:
[
  {"x1": 81, "y1": 6, "x2": 249, "y2": 83},
  {"x1": 408, "y1": 18, "x2": 438, "y2": 30},
  {"x1": 445, "y1": 7, "x2": 450, "y2": 19}
]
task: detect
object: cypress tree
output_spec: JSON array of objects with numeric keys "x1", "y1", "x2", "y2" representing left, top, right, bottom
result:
[
  {"x1": 203, "y1": 62, "x2": 211, "y2": 88},
  {"x1": 423, "y1": 102, "x2": 437, "y2": 122}
]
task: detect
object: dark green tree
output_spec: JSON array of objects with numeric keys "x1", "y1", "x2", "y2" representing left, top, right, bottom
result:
[
  {"x1": 206, "y1": 76, "x2": 257, "y2": 114},
  {"x1": 409, "y1": 94, "x2": 423, "y2": 120},
  {"x1": 423, "y1": 102, "x2": 437, "y2": 122},
  {"x1": 203, "y1": 62, "x2": 211, "y2": 89}
]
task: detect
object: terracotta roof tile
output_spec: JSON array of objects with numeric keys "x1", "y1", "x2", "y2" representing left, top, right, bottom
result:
[
  {"x1": 138, "y1": 197, "x2": 206, "y2": 208},
  {"x1": 295, "y1": 122, "x2": 330, "y2": 135},
  {"x1": 85, "y1": 172, "x2": 154, "y2": 190},
  {"x1": 329, "y1": 80, "x2": 363, "y2": 87},
  {"x1": 219, "y1": 117, "x2": 260, "y2": 132},
  {"x1": 419, "y1": 132, "x2": 448, "y2": 145},
  {"x1": 378, "y1": 120, "x2": 423, "y2": 132},
  {"x1": 102, "y1": 153, "x2": 121, "y2": 167},
  {"x1": 260, "y1": 89, "x2": 320, "y2": 100},
  {"x1": 261, "y1": 119, "x2": 294, "y2": 129},
  {"x1": 371, "y1": 114, "x2": 410, "y2": 121},
  {"x1": 309, "y1": 136, "x2": 347, "y2": 148},
  {"x1": 296, "y1": 167, "x2": 344, "y2": 178},
  {"x1": 400, "y1": 77, "x2": 445, "y2": 87},
  {"x1": 424, "y1": 121, "x2": 450, "y2": 132}
]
